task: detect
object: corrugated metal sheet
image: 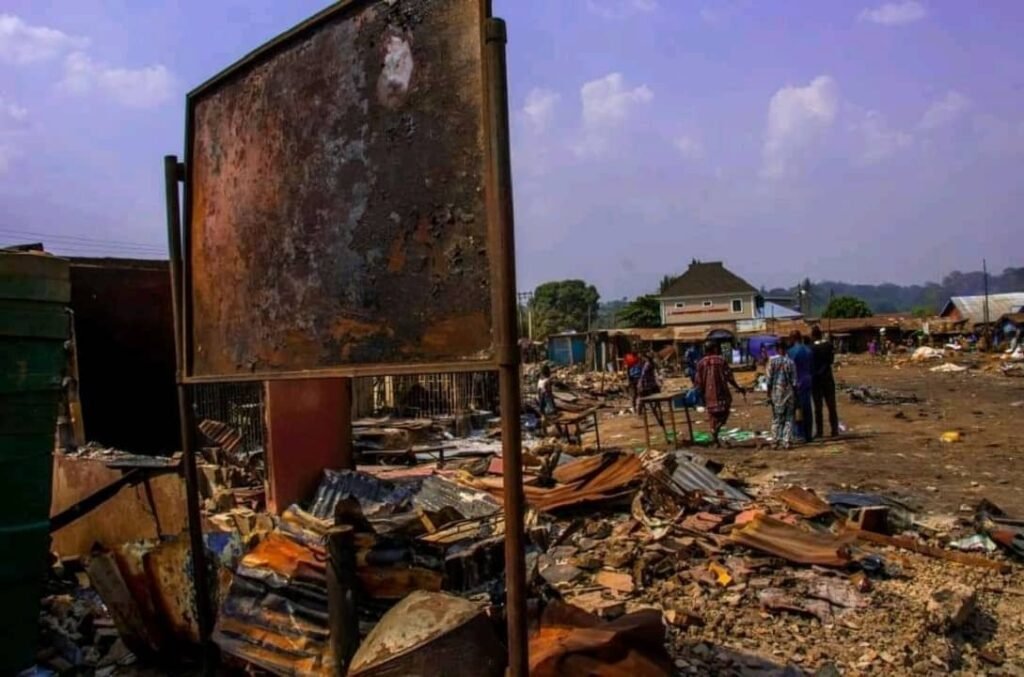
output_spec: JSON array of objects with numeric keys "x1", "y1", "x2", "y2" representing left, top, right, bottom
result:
[
  {"x1": 663, "y1": 451, "x2": 750, "y2": 503},
  {"x1": 947, "y1": 293, "x2": 1024, "y2": 325},
  {"x1": 731, "y1": 514, "x2": 853, "y2": 566}
]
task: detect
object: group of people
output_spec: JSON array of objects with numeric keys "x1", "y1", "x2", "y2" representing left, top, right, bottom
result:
[
  {"x1": 539, "y1": 327, "x2": 840, "y2": 451},
  {"x1": 764, "y1": 326, "x2": 839, "y2": 449}
]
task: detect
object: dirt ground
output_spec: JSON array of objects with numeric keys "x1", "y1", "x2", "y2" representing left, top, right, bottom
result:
[
  {"x1": 594, "y1": 354, "x2": 1024, "y2": 517},
  {"x1": 573, "y1": 354, "x2": 1024, "y2": 675}
]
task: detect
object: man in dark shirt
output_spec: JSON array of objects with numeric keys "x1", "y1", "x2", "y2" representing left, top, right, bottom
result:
[
  {"x1": 810, "y1": 326, "x2": 839, "y2": 437},
  {"x1": 787, "y1": 330, "x2": 814, "y2": 443}
]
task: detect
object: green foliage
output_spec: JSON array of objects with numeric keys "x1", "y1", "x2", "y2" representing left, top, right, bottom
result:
[
  {"x1": 911, "y1": 305, "x2": 932, "y2": 318},
  {"x1": 658, "y1": 274, "x2": 680, "y2": 294},
  {"x1": 617, "y1": 295, "x2": 661, "y2": 328},
  {"x1": 530, "y1": 280, "x2": 600, "y2": 338},
  {"x1": 765, "y1": 267, "x2": 1024, "y2": 316},
  {"x1": 822, "y1": 295, "x2": 873, "y2": 319}
]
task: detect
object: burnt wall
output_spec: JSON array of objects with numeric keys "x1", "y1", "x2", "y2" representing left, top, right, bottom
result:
[{"x1": 70, "y1": 258, "x2": 179, "y2": 453}]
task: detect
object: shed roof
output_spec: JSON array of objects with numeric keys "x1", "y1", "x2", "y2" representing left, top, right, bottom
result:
[
  {"x1": 659, "y1": 261, "x2": 757, "y2": 298},
  {"x1": 940, "y1": 293, "x2": 1024, "y2": 324}
]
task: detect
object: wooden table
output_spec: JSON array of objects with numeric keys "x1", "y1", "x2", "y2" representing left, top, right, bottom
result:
[
  {"x1": 546, "y1": 406, "x2": 601, "y2": 450},
  {"x1": 638, "y1": 391, "x2": 695, "y2": 449}
]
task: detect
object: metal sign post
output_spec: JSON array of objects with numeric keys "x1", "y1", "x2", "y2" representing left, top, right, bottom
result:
[
  {"x1": 484, "y1": 15, "x2": 527, "y2": 677},
  {"x1": 165, "y1": 0, "x2": 528, "y2": 672}
]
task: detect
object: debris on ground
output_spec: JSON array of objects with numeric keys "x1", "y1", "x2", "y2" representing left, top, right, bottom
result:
[
  {"x1": 844, "y1": 384, "x2": 921, "y2": 406},
  {"x1": 34, "y1": 362, "x2": 1024, "y2": 675}
]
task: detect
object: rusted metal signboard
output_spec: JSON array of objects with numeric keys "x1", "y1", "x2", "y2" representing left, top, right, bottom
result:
[{"x1": 183, "y1": 0, "x2": 494, "y2": 381}]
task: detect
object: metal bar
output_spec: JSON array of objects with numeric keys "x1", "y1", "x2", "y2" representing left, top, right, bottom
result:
[
  {"x1": 484, "y1": 15, "x2": 527, "y2": 677},
  {"x1": 668, "y1": 405, "x2": 679, "y2": 449},
  {"x1": 49, "y1": 468, "x2": 144, "y2": 532},
  {"x1": 165, "y1": 155, "x2": 215, "y2": 654},
  {"x1": 180, "y1": 359, "x2": 499, "y2": 384}
]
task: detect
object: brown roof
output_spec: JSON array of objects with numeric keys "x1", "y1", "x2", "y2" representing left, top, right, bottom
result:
[{"x1": 659, "y1": 261, "x2": 757, "y2": 298}]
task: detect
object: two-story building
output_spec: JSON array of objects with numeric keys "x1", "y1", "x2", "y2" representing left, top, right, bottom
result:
[{"x1": 657, "y1": 261, "x2": 758, "y2": 327}]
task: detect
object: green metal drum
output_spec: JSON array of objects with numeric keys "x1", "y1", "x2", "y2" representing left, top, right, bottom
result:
[{"x1": 0, "y1": 252, "x2": 69, "y2": 674}]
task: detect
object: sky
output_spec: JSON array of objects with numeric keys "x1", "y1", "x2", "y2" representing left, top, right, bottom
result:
[{"x1": 0, "y1": 0, "x2": 1022, "y2": 300}]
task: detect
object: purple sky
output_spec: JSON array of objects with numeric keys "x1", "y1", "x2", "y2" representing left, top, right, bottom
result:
[{"x1": 1, "y1": 1, "x2": 1021, "y2": 299}]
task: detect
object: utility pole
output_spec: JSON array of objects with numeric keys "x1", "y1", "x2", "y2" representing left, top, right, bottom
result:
[
  {"x1": 517, "y1": 291, "x2": 533, "y2": 340},
  {"x1": 983, "y1": 259, "x2": 990, "y2": 326},
  {"x1": 983, "y1": 259, "x2": 991, "y2": 349},
  {"x1": 827, "y1": 288, "x2": 834, "y2": 336}
]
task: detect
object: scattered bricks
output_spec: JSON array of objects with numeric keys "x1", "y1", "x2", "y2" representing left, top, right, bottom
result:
[
  {"x1": 595, "y1": 570, "x2": 635, "y2": 593},
  {"x1": 926, "y1": 583, "x2": 976, "y2": 631},
  {"x1": 540, "y1": 564, "x2": 583, "y2": 587}
]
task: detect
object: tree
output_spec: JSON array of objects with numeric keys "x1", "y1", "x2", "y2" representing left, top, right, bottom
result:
[
  {"x1": 530, "y1": 280, "x2": 600, "y2": 338},
  {"x1": 617, "y1": 295, "x2": 661, "y2": 328},
  {"x1": 822, "y1": 295, "x2": 873, "y2": 319},
  {"x1": 658, "y1": 274, "x2": 680, "y2": 294},
  {"x1": 911, "y1": 305, "x2": 932, "y2": 319}
]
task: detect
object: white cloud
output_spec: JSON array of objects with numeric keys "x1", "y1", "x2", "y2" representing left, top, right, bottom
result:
[
  {"x1": 586, "y1": 0, "x2": 657, "y2": 20},
  {"x1": 0, "y1": 14, "x2": 87, "y2": 64},
  {"x1": 674, "y1": 135, "x2": 704, "y2": 160},
  {"x1": 0, "y1": 98, "x2": 28, "y2": 124},
  {"x1": 522, "y1": 88, "x2": 560, "y2": 133},
  {"x1": 919, "y1": 90, "x2": 971, "y2": 130},
  {"x1": 576, "y1": 73, "x2": 653, "y2": 156},
  {"x1": 853, "y1": 110, "x2": 911, "y2": 163},
  {"x1": 61, "y1": 52, "x2": 174, "y2": 108},
  {"x1": 0, "y1": 96, "x2": 28, "y2": 174},
  {"x1": 858, "y1": 1, "x2": 927, "y2": 26},
  {"x1": 761, "y1": 75, "x2": 839, "y2": 179},
  {"x1": 581, "y1": 73, "x2": 653, "y2": 129}
]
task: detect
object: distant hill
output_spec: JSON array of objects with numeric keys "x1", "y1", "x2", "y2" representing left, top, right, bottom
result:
[{"x1": 770, "y1": 267, "x2": 1024, "y2": 316}]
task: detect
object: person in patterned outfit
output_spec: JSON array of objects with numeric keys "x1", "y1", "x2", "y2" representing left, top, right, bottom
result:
[
  {"x1": 694, "y1": 341, "x2": 746, "y2": 447},
  {"x1": 766, "y1": 340, "x2": 797, "y2": 449}
]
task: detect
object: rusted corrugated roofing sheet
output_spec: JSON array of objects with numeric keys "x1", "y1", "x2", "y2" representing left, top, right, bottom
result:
[
  {"x1": 463, "y1": 452, "x2": 643, "y2": 512},
  {"x1": 731, "y1": 514, "x2": 853, "y2": 566},
  {"x1": 776, "y1": 487, "x2": 832, "y2": 518},
  {"x1": 198, "y1": 419, "x2": 242, "y2": 454},
  {"x1": 530, "y1": 601, "x2": 671, "y2": 677},
  {"x1": 215, "y1": 532, "x2": 331, "y2": 675}
]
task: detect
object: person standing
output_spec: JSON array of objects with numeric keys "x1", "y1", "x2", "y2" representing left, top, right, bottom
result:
[
  {"x1": 694, "y1": 341, "x2": 746, "y2": 447},
  {"x1": 636, "y1": 352, "x2": 665, "y2": 428},
  {"x1": 787, "y1": 330, "x2": 814, "y2": 443},
  {"x1": 537, "y1": 364, "x2": 557, "y2": 416},
  {"x1": 810, "y1": 326, "x2": 839, "y2": 437},
  {"x1": 684, "y1": 344, "x2": 700, "y2": 384},
  {"x1": 624, "y1": 348, "x2": 641, "y2": 412},
  {"x1": 766, "y1": 340, "x2": 797, "y2": 449}
]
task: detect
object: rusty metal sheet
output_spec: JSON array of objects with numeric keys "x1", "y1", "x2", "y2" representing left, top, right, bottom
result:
[
  {"x1": 462, "y1": 452, "x2": 643, "y2": 513},
  {"x1": 185, "y1": 0, "x2": 495, "y2": 380},
  {"x1": 730, "y1": 514, "x2": 853, "y2": 567},
  {"x1": 776, "y1": 486, "x2": 833, "y2": 518},
  {"x1": 349, "y1": 590, "x2": 504, "y2": 677},
  {"x1": 529, "y1": 602, "x2": 671, "y2": 677}
]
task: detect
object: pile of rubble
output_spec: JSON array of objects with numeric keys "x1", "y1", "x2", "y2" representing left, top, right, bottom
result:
[
  {"x1": 524, "y1": 364, "x2": 626, "y2": 413},
  {"x1": 38, "y1": 415, "x2": 1024, "y2": 675}
]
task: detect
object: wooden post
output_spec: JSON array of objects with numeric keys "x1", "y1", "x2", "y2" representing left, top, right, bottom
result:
[{"x1": 326, "y1": 525, "x2": 359, "y2": 675}]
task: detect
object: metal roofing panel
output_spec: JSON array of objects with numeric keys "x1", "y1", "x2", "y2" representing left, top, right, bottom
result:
[
  {"x1": 667, "y1": 452, "x2": 750, "y2": 503},
  {"x1": 950, "y1": 293, "x2": 1024, "y2": 324}
]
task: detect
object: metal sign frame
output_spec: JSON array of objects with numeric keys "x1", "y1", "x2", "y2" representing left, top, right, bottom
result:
[
  {"x1": 180, "y1": 0, "x2": 500, "y2": 384},
  {"x1": 165, "y1": 1, "x2": 528, "y2": 674}
]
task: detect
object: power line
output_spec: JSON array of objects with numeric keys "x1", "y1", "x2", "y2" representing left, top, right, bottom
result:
[{"x1": 0, "y1": 227, "x2": 166, "y2": 252}]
